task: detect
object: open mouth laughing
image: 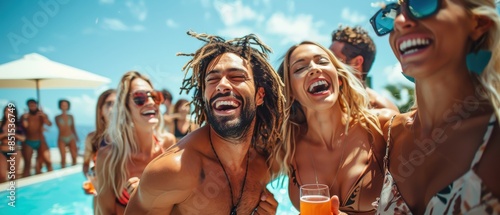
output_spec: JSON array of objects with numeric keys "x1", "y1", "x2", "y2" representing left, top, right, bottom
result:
[{"x1": 308, "y1": 79, "x2": 331, "y2": 95}]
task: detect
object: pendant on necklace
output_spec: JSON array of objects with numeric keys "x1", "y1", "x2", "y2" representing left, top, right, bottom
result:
[{"x1": 230, "y1": 206, "x2": 237, "y2": 215}]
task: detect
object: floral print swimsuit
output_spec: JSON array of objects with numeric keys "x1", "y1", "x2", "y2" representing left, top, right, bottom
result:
[{"x1": 376, "y1": 114, "x2": 499, "y2": 214}]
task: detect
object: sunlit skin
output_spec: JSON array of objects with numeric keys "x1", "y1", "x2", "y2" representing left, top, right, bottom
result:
[
  {"x1": 22, "y1": 101, "x2": 52, "y2": 177},
  {"x1": 167, "y1": 100, "x2": 199, "y2": 142},
  {"x1": 329, "y1": 40, "x2": 400, "y2": 113},
  {"x1": 55, "y1": 100, "x2": 79, "y2": 168},
  {"x1": 96, "y1": 78, "x2": 174, "y2": 215},
  {"x1": 0, "y1": 105, "x2": 26, "y2": 182},
  {"x1": 124, "y1": 53, "x2": 278, "y2": 215},
  {"x1": 286, "y1": 44, "x2": 387, "y2": 213},
  {"x1": 83, "y1": 92, "x2": 115, "y2": 177},
  {"x1": 380, "y1": 0, "x2": 500, "y2": 214}
]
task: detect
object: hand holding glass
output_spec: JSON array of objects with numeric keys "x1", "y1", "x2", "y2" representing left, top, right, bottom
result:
[{"x1": 300, "y1": 184, "x2": 331, "y2": 215}]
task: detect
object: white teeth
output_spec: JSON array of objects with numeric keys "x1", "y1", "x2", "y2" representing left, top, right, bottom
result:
[
  {"x1": 399, "y1": 38, "x2": 430, "y2": 53},
  {"x1": 308, "y1": 80, "x2": 328, "y2": 92},
  {"x1": 215, "y1": 100, "x2": 238, "y2": 109},
  {"x1": 142, "y1": 110, "x2": 155, "y2": 114}
]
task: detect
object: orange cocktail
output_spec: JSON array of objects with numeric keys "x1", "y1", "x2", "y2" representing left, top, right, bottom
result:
[
  {"x1": 300, "y1": 184, "x2": 331, "y2": 215},
  {"x1": 300, "y1": 195, "x2": 331, "y2": 215}
]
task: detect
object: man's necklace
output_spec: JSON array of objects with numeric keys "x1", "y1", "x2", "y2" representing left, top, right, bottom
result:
[{"x1": 208, "y1": 130, "x2": 250, "y2": 215}]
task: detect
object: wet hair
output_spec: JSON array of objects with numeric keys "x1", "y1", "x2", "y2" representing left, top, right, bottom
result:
[
  {"x1": 463, "y1": 0, "x2": 500, "y2": 123},
  {"x1": 58, "y1": 99, "x2": 70, "y2": 110},
  {"x1": 26, "y1": 99, "x2": 37, "y2": 105},
  {"x1": 177, "y1": 31, "x2": 285, "y2": 161},
  {"x1": 332, "y1": 25, "x2": 376, "y2": 76},
  {"x1": 161, "y1": 89, "x2": 173, "y2": 103},
  {"x1": 101, "y1": 71, "x2": 157, "y2": 199},
  {"x1": 276, "y1": 41, "x2": 382, "y2": 177}
]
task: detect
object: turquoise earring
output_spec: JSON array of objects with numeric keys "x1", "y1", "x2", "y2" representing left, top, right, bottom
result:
[
  {"x1": 466, "y1": 50, "x2": 491, "y2": 75},
  {"x1": 403, "y1": 73, "x2": 415, "y2": 83},
  {"x1": 466, "y1": 36, "x2": 491, "y2": 75}
]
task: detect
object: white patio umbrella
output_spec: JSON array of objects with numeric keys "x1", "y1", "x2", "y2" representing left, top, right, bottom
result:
[{"x1": 0, "y1": 53, "x2": 111, "y2": 103}]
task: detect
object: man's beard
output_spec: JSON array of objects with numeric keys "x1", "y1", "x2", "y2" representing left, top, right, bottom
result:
[{"x1": 206, "y1": 92, "x2": 257, "y2": 141}]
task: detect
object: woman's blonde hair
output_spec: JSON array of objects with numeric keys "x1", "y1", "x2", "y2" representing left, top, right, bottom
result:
[
  {"x1": 465, "y1": 0, "x2": 500, "y2": 123},
  {"x1": 275, "y1": 41, "x2": 382, "y2": 177},
  {"x1": 100, "y1": 71, "x2": 156, "y2": 199}
]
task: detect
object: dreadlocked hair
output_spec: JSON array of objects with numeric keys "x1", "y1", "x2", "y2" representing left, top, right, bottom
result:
[{"x1": 177, "y1": 31, "x2": 286, "y2": 172}]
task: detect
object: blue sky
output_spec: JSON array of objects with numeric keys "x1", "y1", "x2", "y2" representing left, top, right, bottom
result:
[{"x1": 0, "y1": 0, "x2": 420, "y2": 126}]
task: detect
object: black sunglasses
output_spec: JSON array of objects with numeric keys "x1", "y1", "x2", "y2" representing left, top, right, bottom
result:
[
  {"x1": 130, "y1": 90, "x2": 164, "y2": 106},
  {"x1": 370, "y1": 0, "x2": 441, "y2": 36}
]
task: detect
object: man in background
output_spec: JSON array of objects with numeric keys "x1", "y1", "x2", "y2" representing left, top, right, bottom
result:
[
  {"x1": 22, "y1": 99, "x2": 53, "y2": 177},
  {"x1": 330, "y1": 25, "x2": 400, "y2": 113}
]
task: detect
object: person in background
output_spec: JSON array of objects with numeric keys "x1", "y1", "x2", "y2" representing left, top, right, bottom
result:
[
  {"x1": 125, "y1": 31, "x2": 283, "y2": 215},
  {"x1": 21, "y1": 99, "x2": 52, "y2": 177},
  {"x1": 330, "y1": 25, "x2": 400, "y2": 113},
  {"x1": 369, "y1": 0, "x2": 500, "y2": 213},
  {"x1": 0, "y1": 103, "x2": 26, "y2": 182},
  {"x1": 55, "y1": 99, "x2": 79, "y2": 168},
  {"x1": 82, "y1": 89, "x2": 116, "y2": 197},
  {"x1": 95, "y1": 71, "x2": 174, "y2": 215},
  {"x1": 276, "y1": 41, "x2": 395, "y2": 214},
  {"x1": 166, "y1": 98, "x2": 199, "y2": 142},
  {"x1": 161, "y1": 89, "x2": 174, "y2": 131}
]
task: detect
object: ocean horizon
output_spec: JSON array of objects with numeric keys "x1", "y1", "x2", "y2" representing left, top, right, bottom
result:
[{"x1": 41, "y1": 124, "x2": 95, "y2": 155}]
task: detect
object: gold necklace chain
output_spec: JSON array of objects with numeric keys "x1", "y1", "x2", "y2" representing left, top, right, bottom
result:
[{"x1": 308, "y1": 132, "x2": 347, "y2": 190}]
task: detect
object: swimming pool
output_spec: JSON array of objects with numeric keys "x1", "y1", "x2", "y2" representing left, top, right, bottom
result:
[
  {"x1": 0, "y1": 166, "x2": 94, "y2": 214},
  {"x1": 0, "y1": 165, "x2": 299, "y2": 214}
]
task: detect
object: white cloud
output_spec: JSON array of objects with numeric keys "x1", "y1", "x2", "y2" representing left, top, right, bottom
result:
[
  {"x1": 340, "y1": 8, "x2": 367, "y2": 24},
  {"x1": 214, "y1": 0, "x2": 260, "y2": 26},
  {"x1": 265, "y1": 12, "x2": 329, "y2": 45},
  {"x1": 101, "y1": 18, "x2": 145, "y2": 31},
  {"x1": 38, "y1": 46, "x2": 55, "y2": 53},
  {"x1": 126, "y1": 0, "x2": 147, "y2": 21},
  {"x1": 99, "y1": 0, "x2": 114, "y2": 4},
  {"x1": 383, "y1": 63, "x2": 414, "y2": 87},
  {"x1": 166, "y1": 19, "x2": 178, "y2": 28}
]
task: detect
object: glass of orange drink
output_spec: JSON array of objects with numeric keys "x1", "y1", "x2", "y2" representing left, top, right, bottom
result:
[{"x1": 300, "y1": 184, "x2": 331, "y2": 215}]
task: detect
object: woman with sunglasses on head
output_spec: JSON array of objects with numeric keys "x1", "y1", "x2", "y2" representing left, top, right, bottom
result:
[
  {"x1": 370, "y1": 0, "x2": 500, "y2": 214},
  {"x1": 95, "y1": 71, "x2": 175, "y2": 215},
  {"x1": 276, "y1": 41, "x2": 397, "y2": 214},
  {"x1": 82, "y1": 89, "x2": 116, "y2": 197}
]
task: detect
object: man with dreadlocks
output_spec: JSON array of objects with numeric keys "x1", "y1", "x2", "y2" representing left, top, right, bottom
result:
[{"x1": 125, "y1": 31, "x2": 285, "y2": 215}]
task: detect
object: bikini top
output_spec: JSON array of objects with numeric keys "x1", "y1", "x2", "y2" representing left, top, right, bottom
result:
[
  {"x1": 291, "y1": 137, "x2": 384, "y2": 214},
  {"x1": 173, "y1": 119, "x2": 188, "y2": 138},
  {"x1": 376, "y1": 114, "x2": 499, "y2": 214},
  {"x1": 58, "y1": 116, "x2": 73, "y2": 126}
]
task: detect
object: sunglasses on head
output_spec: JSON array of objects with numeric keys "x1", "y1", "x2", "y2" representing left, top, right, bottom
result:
[
  {"x1": 370, "y1": 0, "x2": 441, "y2": 36},
  {"x1": 130, "y1": 90, "x2": 164, "y2": 106}
]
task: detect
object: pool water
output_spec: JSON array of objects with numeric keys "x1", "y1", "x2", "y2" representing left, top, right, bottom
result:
[
  {"x1": 0, "y1": 166, "x2": 299, "y2": 215},
  {"x1": 0, "y1": 168, "x2": 94, "y2": 214}
]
